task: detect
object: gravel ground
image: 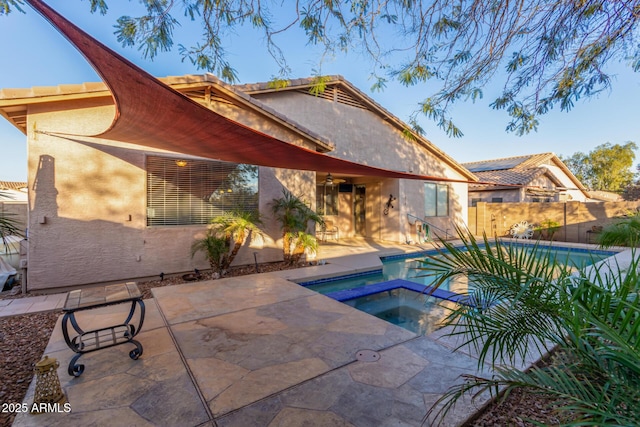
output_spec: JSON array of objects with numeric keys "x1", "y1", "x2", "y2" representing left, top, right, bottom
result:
[
  {"x1": 0, "y1": 263, "x2": 570, "y2": 426},
  {"x1": 0, "y1": 311, "x2": 60, "y2": 427}
]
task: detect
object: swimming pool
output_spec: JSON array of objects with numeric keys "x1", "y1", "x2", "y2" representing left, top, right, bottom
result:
[
  {"x1": 304, "y1": 245, "x2": 615, "y2": 295},
  {"x1": 301, "y1": 244, "x2": 617, "y2": 334}
]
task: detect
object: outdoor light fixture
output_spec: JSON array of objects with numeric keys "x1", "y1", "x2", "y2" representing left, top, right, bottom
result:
[{"x1": 175, "y1": 159, "x2": 188, "y2": 167}]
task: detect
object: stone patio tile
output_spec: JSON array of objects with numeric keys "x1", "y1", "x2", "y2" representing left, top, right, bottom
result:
[
  {"x1": 348, "y1": 344, "x2": 429, "y2": 388},
  {"x1": 130, "y1": 372, "x2": 209, "y2": 427},
  {"x1": 27, "y1": 300, "x2": 61, "y2": 313},
  {"x1": 13, "y1": 406, "x2": 158, "y2": 427},
  {"x1": 429, "y1": 325, "x2": 550, "y2": 370},
  {"x1": 152, "y1": 275, "x2": 316, "y2": 324},
  {"x1": 187, "y1": 357, "x2": 249, "y2": 404},
  {"x1": 218, "y1": 360, "x2": 431, "y2": 427},
  {"x1": 210, "y1": 357, "x2": 330, "y2": 416}
]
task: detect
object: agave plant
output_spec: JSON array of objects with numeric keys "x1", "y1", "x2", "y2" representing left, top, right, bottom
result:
[{"x1": 420, "y1": 227, "x2": 640, "y2": 425}]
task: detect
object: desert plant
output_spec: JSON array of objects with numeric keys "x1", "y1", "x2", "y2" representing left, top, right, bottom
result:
[
  {"x1": 209, "y1": 210, "x2": 262, "y2": 270},
  {"x1": 535, "y1": 218, "x2": 561, "y2": 241},
  {"x1": 190, "y1": 230, "x2": 229, "y2": 276},
  {"x1": 597, "y1": 211, "x2": 640, "y2": 247},
  {"x1": 0, "y1": 190, "x2": 24, "y2": 250},
  {"x1": 288, "y1": 231, "x2": 319, "y2": 264},
  {"x1": 270, "y1": 189, "x2": 323, "y2": 264},
  {"x1": 191, "y1": 210, "x2": 262, "y2": 276},
  {"x1": 419, "y1": 228, "x2": 640, "y2": 425}
]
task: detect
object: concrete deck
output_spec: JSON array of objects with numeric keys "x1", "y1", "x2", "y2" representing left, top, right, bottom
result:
[{"x1": 9, "y1": 238, "x2": 548, "y2": 426}]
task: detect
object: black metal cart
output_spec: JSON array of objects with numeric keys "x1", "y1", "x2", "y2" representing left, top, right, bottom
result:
[{"x1": 61, "y1": 282, "x2": 145, "y2": 377}]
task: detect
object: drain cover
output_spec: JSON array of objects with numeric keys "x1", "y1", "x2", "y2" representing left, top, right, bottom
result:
[{"x1": 355, "y1": 349, "x2": 380, "y2": 362}]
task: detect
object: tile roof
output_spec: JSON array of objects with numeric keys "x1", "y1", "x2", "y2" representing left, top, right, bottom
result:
[
  {"x1": 471, "y1": 168, "x2": 546, "y2": 187},
  {"x1": 463, "y1": 153, "x2": 554, "y2": 173},
  {"x1": 0, "y1": 181, "x2": 27, "y2": 191},
  {"x1": 463, "y1": 152, "x2": 588, "y2": 195}
]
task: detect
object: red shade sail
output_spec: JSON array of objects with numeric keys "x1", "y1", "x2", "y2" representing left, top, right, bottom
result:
[{"x1": 26, "y1": 0, "x2": 471, "y2": 183}]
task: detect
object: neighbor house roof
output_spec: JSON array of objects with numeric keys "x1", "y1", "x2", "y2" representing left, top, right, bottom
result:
[
  {"x1": 463, "y1": 153, "x2": 589, "y2": 195},
  {"x1": 1, "y1": 0, "x2": 475, "y2": 184},
  {"x1": 0, "y1": 181, "x2": 27, "y2": 191}
]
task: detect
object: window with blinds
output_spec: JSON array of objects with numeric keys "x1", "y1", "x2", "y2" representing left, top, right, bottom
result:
[{"x1": 146, "y1": 156, "x2": 258, "y2": 226}]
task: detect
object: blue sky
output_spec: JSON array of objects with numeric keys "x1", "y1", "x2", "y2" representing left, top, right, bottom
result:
[{"x1": 1, "y1": 0, "x2": 639, "y2": 182}]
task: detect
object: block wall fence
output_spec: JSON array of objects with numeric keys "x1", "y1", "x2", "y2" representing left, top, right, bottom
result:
[{"x1": 469, "y1": 201, "x2": 640, "y2": 243}]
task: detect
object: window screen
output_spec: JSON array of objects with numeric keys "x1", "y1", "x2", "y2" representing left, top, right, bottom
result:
[
  {"x1": 425, "y1": 183, "x2": 449, "y2": 217},
  {"x1": 146, "y1": 156, "x2": 258, "y2": 226}
]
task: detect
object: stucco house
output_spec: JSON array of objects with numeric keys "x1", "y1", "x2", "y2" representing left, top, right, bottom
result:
[
  {"x1": 463, "y1": 153, "x2": 589, "y2": 205},
  {"x1": 0, "y1": 74, "x2": 475, "y2": 291}
]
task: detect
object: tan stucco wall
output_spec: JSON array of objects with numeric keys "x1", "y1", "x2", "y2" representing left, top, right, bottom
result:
[
  {"x1": 252, "y1": 91, "x2": 469, "y2": 243},
  {"x1": 23, "y1": 97, "x2": 316, "y2": 291}
]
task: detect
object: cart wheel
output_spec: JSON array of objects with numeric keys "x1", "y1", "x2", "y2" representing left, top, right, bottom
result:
[{"x1": 129, "y1": 348, "x2": 142, "y2": 360}]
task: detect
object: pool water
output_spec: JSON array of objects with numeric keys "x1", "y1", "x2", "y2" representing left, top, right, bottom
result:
[
  {"x1": 303, "y1": 245, "x2": 616, "y2": 335},
  {"x1": 343, "y1": 287, "x2": 456, "y2": 335},
  {"x1": 306, "y1": 246, "x2": 614, "y2": 295}
]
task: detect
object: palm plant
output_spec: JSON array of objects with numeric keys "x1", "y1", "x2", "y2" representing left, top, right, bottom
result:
[
  {"x1": 597, "y1": 211, "x2": 640, "y2": 247},
  {"x1": 190, "y1": 230, "x2": 228, "y2": 276},
  {"x1": 191, "y1": 210, "x2": 262, "y2": 276},
  {"x1": 209, "y1": 210, "x2": 262, "y2": 271},
  {"x1": 270, "y1": 189, "x2": 322, "y2": 264},
  {"x1": 420, "y1": 228, "x2": 640, "y2": 425},
  {"x1": 288, "y1": 230, "x2": 319, "y2": 264}
]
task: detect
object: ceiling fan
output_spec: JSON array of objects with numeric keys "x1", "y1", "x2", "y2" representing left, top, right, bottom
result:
[{"x1": 324, "y1": 173, "x2": 346, "y2": 185}]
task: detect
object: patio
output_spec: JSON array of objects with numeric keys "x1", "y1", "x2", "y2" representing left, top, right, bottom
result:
[{"x1": 12, "y1": 239, "x2": 543, "y2": 427}]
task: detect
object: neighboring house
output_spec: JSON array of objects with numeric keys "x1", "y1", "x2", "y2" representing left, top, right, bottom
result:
[
  {"x1": 0, "y1": 74, "x2": 475, "y2": 291},
  {"x1": 0, "y1": 181, "x2": 27, "y2": 269},
  {"x1": 0, "y1": 180, "x2": 28, "y2": 230},
  {"x1": 463, "y1": 153, "x2": 590, "y2": 205}
]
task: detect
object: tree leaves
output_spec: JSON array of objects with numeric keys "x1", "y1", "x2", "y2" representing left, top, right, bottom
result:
[
  {"x1": 11, "y1": 0, "x2": 640, "y2": 137},
  {"x1": 561, "y1": 142, "x2": 637, "y2": 192}
]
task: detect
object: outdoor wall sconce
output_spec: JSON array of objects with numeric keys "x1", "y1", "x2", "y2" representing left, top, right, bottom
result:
[
  {"x1": 175, "y1": 159, "x2": 188, "y2": 167},
  {"x1": 383, "y1": 194, "x2": 396, "y2": 215}
]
